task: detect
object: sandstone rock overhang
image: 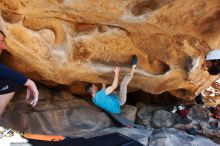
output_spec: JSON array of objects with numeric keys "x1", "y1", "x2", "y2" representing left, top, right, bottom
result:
[{"x1": 0, "y1": 0, "x2": 219, "y2": 99}]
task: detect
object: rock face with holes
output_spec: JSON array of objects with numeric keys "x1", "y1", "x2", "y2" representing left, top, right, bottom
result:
[{"x1": 0, "y1": 0, "x2": 219, "y2": 98}]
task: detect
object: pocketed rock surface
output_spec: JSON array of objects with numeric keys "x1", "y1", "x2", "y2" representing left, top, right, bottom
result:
[{"x1": 0, "y1": 0, "x2": 220, "y2": 98}]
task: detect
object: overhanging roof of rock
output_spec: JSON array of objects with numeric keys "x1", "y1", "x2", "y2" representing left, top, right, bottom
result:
[{"x1": 0, "y1": 0, "x2": 219, "y2": 98}]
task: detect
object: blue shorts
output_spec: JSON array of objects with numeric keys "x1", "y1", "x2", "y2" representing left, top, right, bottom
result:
[{"x1": 0, "y1": 78, "x2": 18, "y2": 95}]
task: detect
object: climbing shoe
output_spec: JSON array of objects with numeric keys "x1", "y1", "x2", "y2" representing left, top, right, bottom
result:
[{"x1": 131, "y1": 55, "x2": 138, "y2": 66}]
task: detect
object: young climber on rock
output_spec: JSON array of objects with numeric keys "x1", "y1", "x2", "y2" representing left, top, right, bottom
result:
[
  {"x1": 85, "y1": 55, "x2": 138, "y2": 114},
  {"x1": 0, "y1": 31, "x2": 39, "y2": 117}
]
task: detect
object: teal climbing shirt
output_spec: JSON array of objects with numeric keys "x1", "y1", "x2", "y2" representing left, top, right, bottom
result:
[{"x1": 93, "y1": 89, "x2": 121, "y2": 114}]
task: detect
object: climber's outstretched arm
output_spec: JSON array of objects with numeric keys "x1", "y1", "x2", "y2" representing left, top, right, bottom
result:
[{"x1": 105, "y1": 67, "x2": 120, "y2": 95}]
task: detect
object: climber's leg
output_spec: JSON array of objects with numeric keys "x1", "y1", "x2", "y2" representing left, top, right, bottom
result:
[
  {"x1": 119, "y1": 55, "x2": 137, "y2": 106},
  {"x1": 119, "y1": 74, "x2": 133, "y2": 106},
  {"x1": 0, "y1": 92, "x2": 15, "y2": 117}
]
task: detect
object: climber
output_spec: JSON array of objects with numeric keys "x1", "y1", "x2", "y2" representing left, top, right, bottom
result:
[
  {"x1": 85, "y1": 55, "x2": 138, "y2": 114},
  {"x1": 0, "y1": 31, "x2": 39, "y2": 117},
  {"x1": 205, "y1": 50, "x2": 220, "y2": 75}
]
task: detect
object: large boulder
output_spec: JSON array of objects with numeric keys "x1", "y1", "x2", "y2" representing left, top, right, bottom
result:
[
  {"x1": 120, "y1": 105, "x2": 137, "y2": 122},
  {"x1": 137, "y1": 105, "x2": 219, "y2": 144},
  {"x1": 137, "y1": 105, "x2": 161, "y2": 127},
  {"x1": 27, "y1": 107, "x2": 113, "y2": 136},
  {"x1": 151, "y1": 109, "x2": 178, "y2": 128},
  {"x1": 0, "y1": 0, "x2": 219, "y2": 98},
  {"x1": 0, "y1": 86, "x2": 114, "y2": 135},
  {"x1": 187, "y1": 105, "x2": 211, "y2": 122},
  {"x1": 186, "y1": 105, "x2": 220, "y2": 144},
  {"x1": 1, "y1": 107, "x2": 114, "y2": 136}
]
